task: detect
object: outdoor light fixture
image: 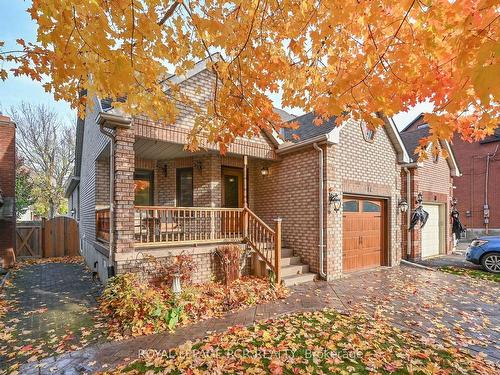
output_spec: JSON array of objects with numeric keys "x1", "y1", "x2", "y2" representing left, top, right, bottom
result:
[
  {"x1": 193, "y1": 160, "x2": 202, "y2": 171},
  {"x1": 451, "y1": 197, "x2": 458, "y2": 207},
  {"x1": 70, "y1": 208, "x2": 76, "y2": 217},
  {"x1": 398, "y1": 199, "x2": 408, "y2": 213},
  {"x1": 329, "y1": 192, "x2": 341, "y2": 212},
  {"x1": 260, "y1": 167, "x2": 269, "y2": 176}
]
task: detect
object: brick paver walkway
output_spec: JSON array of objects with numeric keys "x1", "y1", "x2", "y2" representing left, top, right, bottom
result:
[
  {"x1": 416, "y1": 253, "x2": 482, "y2": 269},
  {"x1": 0, "y1": 262, "x2": 104, "y2": 373},
  {"x1": 20, "y1": 265, "x2": 500, "y2": 374}
]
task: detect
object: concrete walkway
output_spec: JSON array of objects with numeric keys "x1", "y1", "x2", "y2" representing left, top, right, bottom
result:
[{"x1": 20, "y1": 265, "x2": 500, "y2": 374}]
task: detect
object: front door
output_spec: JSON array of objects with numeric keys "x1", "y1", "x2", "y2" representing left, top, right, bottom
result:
[
  {"x1": 221, "y1": 168, "x2": 244, "y2": 234},
  {"x1": 342, "y1": 196, "x2": 385, "y2": 272},
  {"x1": 222, "y1": 167, "x2": 244, "y2": 208}
]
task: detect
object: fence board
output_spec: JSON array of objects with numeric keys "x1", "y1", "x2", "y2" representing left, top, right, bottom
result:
[
  {"x1": 43, "y1": 216, "x2": 79, "y2": 258},
  {"x1": 15, "y1": 221, "x2": 43, "y2": 257}
]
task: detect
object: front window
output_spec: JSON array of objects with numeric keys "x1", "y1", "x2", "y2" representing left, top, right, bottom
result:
[
  {"x1": 134, "y1": 170, "x2": 153, "y2": 206},
  {"x1": 176, "y1": 168, "x2": 193, "y2": 207}
]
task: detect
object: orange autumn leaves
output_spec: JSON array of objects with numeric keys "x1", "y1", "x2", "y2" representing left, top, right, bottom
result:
[
  {"x1": 105, "y1": 310, "x2": 499, "y2": 374},
  {"x1": 1, "y1": 0, "x2": 499, "y2": 152}
]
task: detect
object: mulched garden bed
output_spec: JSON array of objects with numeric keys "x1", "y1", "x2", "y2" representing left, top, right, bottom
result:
[{"x1": 101, "y1": 273, "x2": 289, "y2": 339}]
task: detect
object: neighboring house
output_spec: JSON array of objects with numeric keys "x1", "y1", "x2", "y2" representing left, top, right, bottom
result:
[
  {"x1": 66, "y1": 56, "x2": 416, "y2": 285},
  {"x1": 452, "y1": 127, "x2": 500, "y2": 237},
  {"x1": 399, "y1": 114, "x2": 461, "y2": 260},
  {"x1": 0, "y1": 114, "x2": 16, "y2": 262}
]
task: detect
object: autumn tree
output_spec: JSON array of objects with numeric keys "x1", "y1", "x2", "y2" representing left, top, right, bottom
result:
[
  {"x1": 15, "y1": 155, "x2": 35, "y2": 219},
  {"x1": 1, "y1": 1, "x2": 498, "y2": 156},
  {"x1": 9, "y1": 103, "x2": 75, "y2": 218}
]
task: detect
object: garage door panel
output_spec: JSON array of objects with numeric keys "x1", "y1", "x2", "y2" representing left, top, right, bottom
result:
[
  {"x1": 421, "y1": 204, "x2": 441, "y2": 258},
  {"x1": 343, "y1": 197, "x2": 385, "y2": 272}
]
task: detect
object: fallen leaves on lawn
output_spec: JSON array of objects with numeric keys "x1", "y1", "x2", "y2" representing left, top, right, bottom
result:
[
  {"x1": 439, "y1": 265, "x2": 500, "y2": 283},
  {"x1": 104, "y1": 309, "x2": 499, "y2": 374}
]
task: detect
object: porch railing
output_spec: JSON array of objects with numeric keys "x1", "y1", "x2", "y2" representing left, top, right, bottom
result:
[
  {"x1": 133, "y1": 206, "x2": 282, "y2": 283},
  {"x1": 134, "y1": 206, "x2": 244, "y2": 244},
  {"x1": 96, "y1": 207, "x2": 110, "y2": 242},
  {"x1": 243, "y1": 208, "x2": 282, "y2": 283}
]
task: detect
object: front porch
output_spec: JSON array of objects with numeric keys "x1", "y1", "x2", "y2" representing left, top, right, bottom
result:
[{"x1": 93, "y1": 133, "x2": 291, "y2": 283}]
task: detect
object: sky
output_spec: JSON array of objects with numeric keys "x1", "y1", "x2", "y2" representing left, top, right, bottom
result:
[{"x1": 0, "y1": 0, "x2": 431, "y2": 130}]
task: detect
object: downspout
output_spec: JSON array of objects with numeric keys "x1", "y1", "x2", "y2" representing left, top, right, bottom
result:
[
  {"x1": 403, "y1": 167, "x2": 412, "y2": 258},
  {"x1": 313, "y1": 143, "x2": 327, "y2": 279},
  {"x1": 99, "y1": 125, "x2": 116, "y2": 268}
]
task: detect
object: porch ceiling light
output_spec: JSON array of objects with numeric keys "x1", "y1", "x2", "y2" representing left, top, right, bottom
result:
[
  {"x1": 398, "y1": 199, "x2": 408, "y2": 213},
  {"x1": 329, "y1": 192, "x2": 341, "y2": 212},
  {"x1": 260, "y1": 167, "x2": 269, "y2": 176}
]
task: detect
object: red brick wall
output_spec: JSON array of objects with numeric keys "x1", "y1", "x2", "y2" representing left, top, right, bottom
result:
[
  {"x1": 251, "y1": 148, "x2": 320, "y2": 273},
  {"x1": 0, "y1": 115, "x2": 16, "y2": 259},
  {"x1": 452, "y1": 136, "x2": 500, "y2": 233},
  {"x1": 401, "y1": 154, "x2": 454, "y2": 260}
]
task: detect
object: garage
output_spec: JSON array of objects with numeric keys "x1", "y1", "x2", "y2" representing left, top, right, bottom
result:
[
  {"x1": 343, "y1": 197, "x2": 386, "y2": 272},
  {"x1": 421, "y1": 204, "x2": 442, "y2": 258}
]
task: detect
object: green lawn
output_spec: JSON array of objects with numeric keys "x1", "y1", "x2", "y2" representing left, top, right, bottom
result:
[
  {"x1": 438, "y1": 266, "x2": 500, "y2": 282},
  {"x1": 112, "y1": 310, "x2": 497, "y2": 374}
]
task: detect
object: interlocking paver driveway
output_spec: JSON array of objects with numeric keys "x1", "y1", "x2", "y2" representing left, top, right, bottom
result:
[
  {"x1": 0, "y1": 262, "x2": 104, "y2": 373},
  {"x1": 20, "y1": 265, "x2": 500, "y2": 374}
]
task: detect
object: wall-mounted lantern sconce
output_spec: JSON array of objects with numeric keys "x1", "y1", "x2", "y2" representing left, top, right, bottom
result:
[
  {"x1": 398, "y1": 199, "x2": 408, "y2": 213},
  {"x1": 162, "y1": 164, "x2": 168, "y2": 177},
  {"x1": 193, "y1": 160, "x2": 203, "y2": 171},
  {"x1": 260, "y1": 167, "x2": 269, "y2": 176},
  {"x1": 329, "y1": 192, "x2": 341, "y2": 212},
  {"x1": 70, "y1": 208, "x2": 76, "y2": 217}
]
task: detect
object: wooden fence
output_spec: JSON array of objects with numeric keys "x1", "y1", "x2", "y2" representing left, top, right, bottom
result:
[
  {"x1": 15, "y1": 216, "x2": 79, "y2": 258},
  {"x1": 15, "y1": 221, "x2": 43, "y2": 257}
]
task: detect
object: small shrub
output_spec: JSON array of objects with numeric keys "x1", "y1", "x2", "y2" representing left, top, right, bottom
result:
[
  {"x1": 215, "y1": 245, "x2": 242, "y2": 285},
  {"x1": 146, "y1": 253, "x2": 197, "y2": 288},
  {"x1": 100, "y1": 273, "x2": 185, "y2": 337}
]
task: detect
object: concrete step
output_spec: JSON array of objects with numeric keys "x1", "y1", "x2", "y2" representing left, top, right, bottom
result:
[
  {"x1": 280, "y1": 256, "x2": 302, "y2": 266},
  {"x1": 281, "y1": 264, "x2": 309, "y2": 277},
  {"x1": 282, "y1": 272, "x2": 316, "y2": 286},
  {"x1": 251, "y1": 246, "x2": 293, "y2": 258},
  {"x1": 281, "y1": 248, "x2": 293, "y2": 257}
]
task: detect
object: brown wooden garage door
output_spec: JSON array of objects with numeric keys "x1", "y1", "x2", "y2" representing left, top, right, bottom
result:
[{"x1": 343, "y1": 197, "x2": 385, "y2": 272}]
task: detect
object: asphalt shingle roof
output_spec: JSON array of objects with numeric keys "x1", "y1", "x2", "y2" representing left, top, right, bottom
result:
[
  {"x1": 282, "y1": 112, "x2": 337, "y2": 142},
  {"x1": 400, "y1": 126, "x2": 429, "y2": 161}
]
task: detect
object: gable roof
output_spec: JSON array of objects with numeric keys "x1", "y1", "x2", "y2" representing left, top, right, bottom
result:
[
  {"x1": 400, "y1": 127, "x2": 428, "y2": 160},
  {"x1": 400, "y1": 117, "x2": 461, "y2": 176},
  {"x1": 278, "y1": 112, "x2": 410, "y2": 163}
]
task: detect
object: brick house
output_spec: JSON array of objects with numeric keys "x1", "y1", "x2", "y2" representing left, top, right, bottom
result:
[
  {"x1": 0, "y1": 115, "x2": 16, "y2": 263},
  {"x1": 400, "y1": 114, "x2": 461, "y2": 260},
  {"x1": 451, "y1": 128, "x2": 500, "y2": 237},
  {"x1": 66, "y1": 57, "x2": 419, "y2": 285}
]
